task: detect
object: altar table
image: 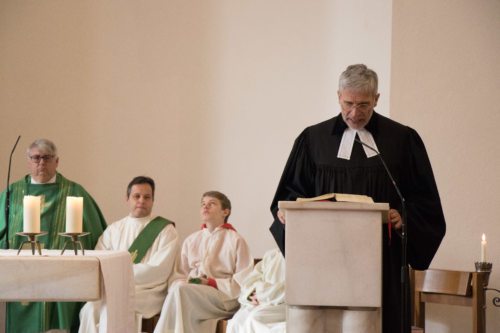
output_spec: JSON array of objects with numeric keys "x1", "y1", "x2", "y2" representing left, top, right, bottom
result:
[{"x1": 0, "y1": 249, "x2": 135, "y2": 333}]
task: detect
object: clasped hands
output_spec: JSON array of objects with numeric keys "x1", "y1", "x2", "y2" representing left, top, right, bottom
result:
[
  {"x1": 188, "y1": 275, "x2": 209, "y2": 285},
  {"x1": 247, "y1": 290, "x2": 259, "y2": 305}
]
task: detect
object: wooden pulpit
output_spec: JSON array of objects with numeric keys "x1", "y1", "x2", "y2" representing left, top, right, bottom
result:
[{"x1": 279, "y1": 201, "x2": 389, "y2": 333}]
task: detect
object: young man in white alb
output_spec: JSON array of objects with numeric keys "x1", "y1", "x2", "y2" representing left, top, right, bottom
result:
[
  {"x1": 153, "y1": 191, "x2": 253, "y2": 333},
  {"x1": 79, "y1": 176, "x2": 179, "y2": 333}
]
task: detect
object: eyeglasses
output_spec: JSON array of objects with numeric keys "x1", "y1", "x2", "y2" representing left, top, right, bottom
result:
[
  {"x1": 29, "y1": 154, "x2": 55, "y2": 163},
  {"x1": 341, "y1": 101, "x2": 372, "y2": 112}
]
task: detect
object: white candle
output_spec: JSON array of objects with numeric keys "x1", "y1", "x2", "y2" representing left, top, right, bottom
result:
[
  {"x1": 66, "y1": 196, "x2": 83, "y2": 233},
  {"x1": 23, "y1": 196, "x2": 41, "y2": 233},
  {"x1": 480, "y1": 233, "x2": 487, "y2": 262}
]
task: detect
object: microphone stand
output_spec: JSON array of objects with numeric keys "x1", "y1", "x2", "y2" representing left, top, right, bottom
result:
[
  {"x1": 355, "y1": 138, "x2": 409, "y2": 333},
  {"x1": 4, "y1": 135, "x2": 21, "y2": 249}
]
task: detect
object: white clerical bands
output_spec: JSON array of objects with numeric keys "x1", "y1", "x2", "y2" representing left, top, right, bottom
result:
[{"x1": 337, "y1": 128, "x2": 379, "y2": 160}]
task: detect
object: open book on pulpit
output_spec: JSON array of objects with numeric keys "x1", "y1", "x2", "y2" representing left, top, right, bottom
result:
[{"x1": 296, "y1": 193, "x2": 374, "y2": 204}]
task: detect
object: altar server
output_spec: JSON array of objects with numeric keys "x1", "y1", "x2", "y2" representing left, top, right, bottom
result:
[
  {"x1": 227, "y1": 248, "x2": 286, "y2": 333},
  {"x1": 153, "y1": 191, "x2": 253, "y2": 333}
]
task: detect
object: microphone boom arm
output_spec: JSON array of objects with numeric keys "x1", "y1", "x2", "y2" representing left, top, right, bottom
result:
[
  {"x1": 4, "y1": 135, "x2": 21, "y2": 249},
  {"x1": 354, "y1": 137, "x2": 410, "y2": 333}
]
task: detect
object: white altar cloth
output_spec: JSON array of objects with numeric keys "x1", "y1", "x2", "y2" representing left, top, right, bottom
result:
[{"x1": 0, "y1": 249, "x2": 135, "y2": 333}]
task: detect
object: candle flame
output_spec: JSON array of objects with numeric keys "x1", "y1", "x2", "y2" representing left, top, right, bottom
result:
[{"x1": 482, "y1": 233, "x2": 486, "y2": 242}]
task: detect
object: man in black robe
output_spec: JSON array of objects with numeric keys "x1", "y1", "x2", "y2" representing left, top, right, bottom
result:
[{"x1": 270, "y1": 64, "x2": 446, "y2": 333}]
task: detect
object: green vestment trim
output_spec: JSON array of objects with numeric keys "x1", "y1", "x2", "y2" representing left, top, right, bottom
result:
[
  {"x1": 128, "y1": 216, "x2": 173, "y2": 264},
  {"x1": 0, "y1": 173, "x2": 107, "y2": 333}
]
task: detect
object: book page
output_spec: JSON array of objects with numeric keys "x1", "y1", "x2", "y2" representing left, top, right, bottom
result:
[
  {"x1": 334, "y1": 193, "x2": 374, "y2": 203},
  {"x1": 296, "y1": 193, "x2": 374, "y2": 203},
  {"x1": 296, "y1": 193, "x2": 335, "y2": 202}
]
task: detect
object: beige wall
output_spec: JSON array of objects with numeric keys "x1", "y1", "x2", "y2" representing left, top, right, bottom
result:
[
  {"x1": 392, "y1": 0, "x2": 500, "y2": 331},
  {"x1": 1, "y1": 0, "x2": 499, "y2": 331},
  {"x1": 0, "y1": 0, "x2": 392, "y2": 256}
]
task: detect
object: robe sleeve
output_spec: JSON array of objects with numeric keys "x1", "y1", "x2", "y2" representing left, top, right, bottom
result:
[
  {"x1": 0, "y1": 188, "x2": 10, "y2": 247},
  {"x1": 269, "y1": 129, "x2": 315, "y2": 254},
  {"x1": 238, "y1": 249, "x2": 286, "y2": 306},
  {"x1": 0, "y1": 180, "x2": 23, "y2": 249},
  {"x1": 163, "y1": 234, "x2": 191, "y2": 286},
  {"x1": 94, "y1": 228, "x2": 110, "y2": 250},
  {"x1": 402, "y1": 128, "x2": 446, "y2": 270},
  {"x1": 214, "y1": 235, "x2": 253, "y2": 299},
  {"x1": 75, "y1": 186, "x2": 107, "y2": 249},
  {"x1": 255, "y1": 262, "x2": 285, "y2": 305},
  {"x1": 177, "y1": 238, "x2": 191, "y2": 277}
]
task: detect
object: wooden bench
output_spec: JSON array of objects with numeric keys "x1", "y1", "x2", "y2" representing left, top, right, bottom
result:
[
  {"x1": 142, "y1": 314, "x2": 161, "y2": 333},
  {"x1": 411, "y1": 268, "x2": 490, "y2": 333}
]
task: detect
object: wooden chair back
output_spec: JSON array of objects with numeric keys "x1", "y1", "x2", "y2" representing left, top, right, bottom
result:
[{"x1": 411, "y1": 268, "x2": 490, "y2": 333}]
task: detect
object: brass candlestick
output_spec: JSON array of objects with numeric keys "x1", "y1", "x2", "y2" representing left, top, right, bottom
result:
[
  {"x1": 475, "y1": 262, "x2": 500, "y2": 308},
  {"x1": 16, "y1": 232, "x2": 47, "y2": 255},
  {"x1": 475, "y1": 261, "x2": 493, "y2": 286},
  {"x1": 59, "y1": 232, "x2": 90, "y2": 255},
  {"x1": 475, "y1": 261, "x2": 492, "y2": 272}
]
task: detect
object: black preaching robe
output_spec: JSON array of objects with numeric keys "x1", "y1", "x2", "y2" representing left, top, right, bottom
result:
[{"x1": 270, "y1": 112, "x2": 446, "y2": 333}]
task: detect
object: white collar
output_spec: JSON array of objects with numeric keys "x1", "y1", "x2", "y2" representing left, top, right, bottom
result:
[
  {"x1": 337, "y1": 127, "x2": 379, "y2": 160},
  {"x1": 30, "y1": 174, "x2": 57, "y2": 184},
  {"x1": 127, "y1": 215, "x2": 153, "y2": 224}
]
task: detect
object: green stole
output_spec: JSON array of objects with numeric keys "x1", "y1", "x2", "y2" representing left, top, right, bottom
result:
[{"x1": 128, "y1": 216, "x2": 173, "y2": 264}]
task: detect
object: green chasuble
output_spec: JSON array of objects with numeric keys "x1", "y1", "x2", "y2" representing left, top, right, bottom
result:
[{"x1": 0, "y1": 173, "x2": 107, "y2": 333}]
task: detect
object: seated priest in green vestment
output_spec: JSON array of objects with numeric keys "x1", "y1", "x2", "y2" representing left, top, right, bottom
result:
[
  {"x1": 0, "y1": 138, "x2": 107, "y2": 333},
  {"x1": 79, "y1": 176, "x2": 179, "y2": 333}
]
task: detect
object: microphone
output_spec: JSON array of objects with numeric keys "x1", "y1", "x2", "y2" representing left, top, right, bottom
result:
[
  {"x1": 4, "y1": 135, "x2": 21, "y2": 249},
  {"x1": 354, "y1": 137, "x2": 410, "y2": 333},
  {"x1": 354, "y1": 138, "x2": 406, "y2": 210}
]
